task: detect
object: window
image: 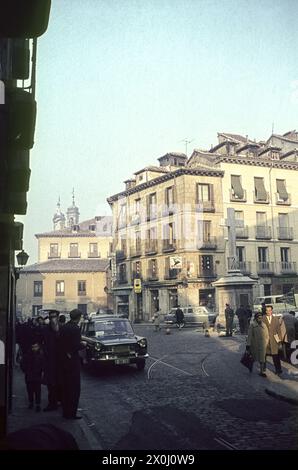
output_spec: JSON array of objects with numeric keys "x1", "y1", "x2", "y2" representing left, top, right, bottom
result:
[
  {"x1": 119, "y1": 204, "x2": 127, "y2": 226},
  {"x1": 258, "y1": 247, "x2": 268, "y2": 262},
  {"x1": 231, "y1": 175, "x2": 244, "y2": 199},
  {"x1": 120, "y1": 236, "x2": 127, "y2": 253},
  {"x1": 197, "y1": 183, "x2": 211, "y2": 202},
  {"x1": 32, "y1": 305, "x2": 42, "y2": 317},
  {"x1": 165, "y1": 186, "x2": 174, "y2": 206},
  {"x1": 78, "y1": 281, "x2": 86, "y2": 296},
  {"x1": 133, "y1": 261, "x2": 142, "y2": 278},
  {"x1": 280, "y1": 247, "x2": 290, "y2": 263},
  {"x1": 49, "y1": 243, "x2": 59, "y2": 258},
  {"x1": 199, "y1": 255, "x2": 214, "y2": 275},
  {"x1": 163, "y1": 223, "x2": 175, "y2": 245},
  {"x1": 147, "y1": 193, "x2": 157, "y2": 220},
  {"x1": 69, "y1": 243, "x2": 79, "y2": 257},
  {"x1": 89, "y1": 243, "x2": 99, "y2": 257},
  {"x1": 235, "y1": 210, "x2": 244, "y2": 221},
  {"x1": 198, "y1": 220, "x2": 211, "y2": 242},
  {"x1": 56, "y1": 280, "x2": 65, "y2": 296},
  {"x1": 89, "y1": 224, "x2": 96, "y2": 231},
  {"x1": 135, "y1": 198, "x2": 140, "y2": 214},
  {"x1": 236, "y1": 246, "x2": 245, "y2": 262},
  {"x1": 256, "y1": 212, "x2": 267, "y2": 226},
  {"x1": 118, "y1": 264, "x2": 127, "y2": 283},
  {"x1": 135, "y1": 230, "x2": 141, "y2": 252},
  {"x1": 254, "y1": 177, "x2": 267, "y2": 202},
  {"x1": 276, "y1": 180, "x2": 288, "y2": 202},
  {"x1": 78, "y1": 304, "x2": 87, "y2": 316},
  {"x1": 278, "y1": 213, "x2": 289, "y2": 228},
  {"x1": 33, "y1": 281, "x2": 43, "y2": 297},
  {"x1": 149, "y1": 259, "x2": 158, "y2": 278}
]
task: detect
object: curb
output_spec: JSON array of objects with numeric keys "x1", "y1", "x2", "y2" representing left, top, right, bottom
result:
[{"x1": 265, "y1": 387, "x2": 298, "y2": 406}]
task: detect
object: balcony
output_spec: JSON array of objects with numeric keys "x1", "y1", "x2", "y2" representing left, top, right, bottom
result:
[
  {"x1": 257, "y1": 261, "x2": 275, "y2": 275},
  {"x1": 78, "y1": 290, "x2": 86, "y2": 296},
  {"x1": 130, "y1": 246, "x2": 142, "y2": 258},
  {"x1": 130, "y1": 214, "x2": 141, "y2": 226},
  {"x1": 196, "y1": 200, "x2": 215, "y2": 212},
  {"x1": 197, "y1": 237, "x2": 217, "y2": 250},
  {"x1": 253, "y1": 191, "x2": 270, "y2": 204},
  {"x1": 116, "y1": 250, "x2": 127, "y2": 261},
  {"x1": 146, "y1": 209, "x2": 158, "y2": 222},
  {"x1": 229, "y1": 189, "x2": 247, "y2": 202},
  {"x1": 68, "y1": 252, "x2": 81, "y2": 258},
  {"x1": 48, "y1": 252, "x2": 61, "y2": 259},
  {"x1": 276, "y1": 193, "x2": 291, "y2": 206},
  {"x1": 147, "y1": 269, "x2": 159, "y2": 281},
  {"x1": 164, "y1": 268, "x2": 179, "y2": 280},
  {"x1": 116, "y1": 276, "x2": 128, "y2": 285},
  {"x1": 235, "y1": 226, "x2": 249, "y2": 239},
  {"x1": 255, "y1": 226, "x2": 272, "y2": 239},
  {"x1": 118, "y1": 218, "x2": 127, "y2": 230},
  {"x1": 162, "y1": 240, "x2": 176, "y2": 253},
  {"x1": 228, "y1": 259, "x2": 252, "y2": 275},
  {"x1": 280, "y1": 262, "x2": 297, "y2": 274},
  {"x1": 162, "y1": 204, "x2": 176, "y2": 216},
  {"x1": 88, "y1": 252, "x2": 100, "y2": 258},
  {"x1": 277, "y1": 227, "x2": 294, "y2": 240},
  {"x1": 198, "y1": 267, "x2": 216, "y2": 278},
  {"x1": 145, "y1": 240, "x2": 158, "y2": 255}
]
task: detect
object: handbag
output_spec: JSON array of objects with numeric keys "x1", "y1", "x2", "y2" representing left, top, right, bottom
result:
[{"x1": 240, "y1": 351, "x2": 254, "y2": 372}]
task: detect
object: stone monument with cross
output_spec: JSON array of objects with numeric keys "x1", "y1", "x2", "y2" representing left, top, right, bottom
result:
[{"x1": 213, "y1": 208, "x2": 256, "y2": 329}]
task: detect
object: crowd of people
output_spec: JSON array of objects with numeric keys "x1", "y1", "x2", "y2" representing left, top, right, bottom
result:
[{"x1": 16, "y1": 309, "x2": 86, "y2": 419}]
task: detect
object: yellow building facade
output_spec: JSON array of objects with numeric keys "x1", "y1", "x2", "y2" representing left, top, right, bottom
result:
[{"x1": 16, "y1": 197, "x2": 112, "y2": 318}]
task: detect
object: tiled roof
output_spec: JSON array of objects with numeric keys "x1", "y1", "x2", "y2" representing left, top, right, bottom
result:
[
  {"x1": 21, "y1": 259, "x2": 109, "y2": 273},
  {"x1": 134, "y1": 166, "x2": 169, "y2": 175},
  {"x1": 219, "y1": 133, "x2": 255, "y2": 144}
]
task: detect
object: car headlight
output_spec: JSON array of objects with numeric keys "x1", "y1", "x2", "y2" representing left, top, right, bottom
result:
[
  {"x1": 94, "y1": 342, "x2": 102, "y2": 351},
  {"x1": 137, "y1": 338, "x2": 147, "y2": 348}
]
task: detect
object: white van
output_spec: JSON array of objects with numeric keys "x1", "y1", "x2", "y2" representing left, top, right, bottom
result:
[{"x1": 253, "y1": 295, "x2": 297, "y2": 315}]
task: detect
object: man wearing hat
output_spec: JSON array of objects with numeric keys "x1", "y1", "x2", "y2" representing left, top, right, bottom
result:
[
  {"x1": 59, "y1": 309, "x2": 86, "y2": 419},
  {"x1": 247, "y1": 312, "x2": 269, "y2": 377}
]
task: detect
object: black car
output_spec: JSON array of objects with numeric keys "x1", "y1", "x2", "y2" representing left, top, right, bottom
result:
[{"x1": 80, "y1": 315, "x2": 148, "y2": 371}]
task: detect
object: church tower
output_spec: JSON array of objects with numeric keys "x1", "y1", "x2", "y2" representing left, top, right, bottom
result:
[
  {"x1": 67, "y1": 189, "x2": 80, "y2": 228},
  {"x1": 53, "y1": 197, "x2": 66, "y2": 231}
]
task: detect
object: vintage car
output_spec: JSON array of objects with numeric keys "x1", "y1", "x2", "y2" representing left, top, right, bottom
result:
[
  {"x1": 164, "y1": 306, "x2": 210, "y2": 328},
  {"x1": 80, "y1": 315, "x2": 148, "y2": 370}
]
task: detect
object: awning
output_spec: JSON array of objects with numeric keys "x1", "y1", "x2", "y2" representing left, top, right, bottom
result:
[
  {"x1": 231, "y1": 175, "x2": 244, "y2": 199},
  {"x1": 254, "y1": 178, "x2": 267, "y2": 201},
  {"x1": 276, "y1": 179, "x2": 288, "y2": 201}
]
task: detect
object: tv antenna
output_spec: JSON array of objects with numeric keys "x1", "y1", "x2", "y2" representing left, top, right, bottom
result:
[{"x1": 180, "y1": 138, "x2": 194, "y2": 157}]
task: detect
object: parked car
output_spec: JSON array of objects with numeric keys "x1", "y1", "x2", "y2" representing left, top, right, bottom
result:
[
  {"x1": 80, "y1": 316, "x2": 148, "y2": 371},
  {"x1": 164, "y1": 306, "x2": 210, "y2": 328},
  {"x1": 253, "y1": 295, "x2": 298, "y2": 316}
]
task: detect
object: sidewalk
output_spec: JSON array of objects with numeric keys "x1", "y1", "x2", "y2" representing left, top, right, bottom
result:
[
  {"x1": 8, "y1": 366, "x2": 102, "y2": 450},
  {"x1": 212, "y1": 329, "x2": 298, "y2": 406}
]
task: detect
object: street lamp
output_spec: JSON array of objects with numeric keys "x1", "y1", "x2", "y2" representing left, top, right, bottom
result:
[{"x1": 16, "y1": 249, "x2": 29, "y2": 267}]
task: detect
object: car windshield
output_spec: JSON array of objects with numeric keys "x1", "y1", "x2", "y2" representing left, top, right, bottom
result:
[{"x1": 91, "y1": 320, "x2": 134, "y2": 338}]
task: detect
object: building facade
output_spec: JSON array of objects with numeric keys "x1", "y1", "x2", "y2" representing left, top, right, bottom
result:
[
  {"x1": 108, "y1": 130, "x2": 298, "y2": 321},
  {"x1": 16, "y1": 197, "x2": 113, "y2": 318},
  {"x1": 108, "y1": 153, "x2": 225, "y2": 321}
]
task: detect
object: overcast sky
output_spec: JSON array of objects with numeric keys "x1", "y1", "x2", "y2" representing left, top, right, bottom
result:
[{"x1": 18, "y1": 0, "x2": 298, "y2": 263}]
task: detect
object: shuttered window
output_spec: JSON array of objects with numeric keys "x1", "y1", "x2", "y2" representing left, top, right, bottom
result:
[
  {"x1": 276, "y1": 180, "x2": 288, "y2": 201},
  {"x1": 254, "y1": 177, "x2": 267, "y2": 201},
  {"x1": 231, "y1": 175, "x2": 244, "y2": 199}
]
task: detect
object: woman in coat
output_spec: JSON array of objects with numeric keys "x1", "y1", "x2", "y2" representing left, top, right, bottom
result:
[{"x1": 247, "y1": 312, "x2": 269, "y2": 377}]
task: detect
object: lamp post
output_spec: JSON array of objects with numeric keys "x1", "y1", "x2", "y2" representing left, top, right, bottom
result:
[{"x1": 15, "y1": 250, "x2": 29, "y2": 281}]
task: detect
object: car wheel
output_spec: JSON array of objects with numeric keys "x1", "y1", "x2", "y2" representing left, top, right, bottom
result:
[{"x1": 136, "y1": 359, "x2": 146, "y2": 371}]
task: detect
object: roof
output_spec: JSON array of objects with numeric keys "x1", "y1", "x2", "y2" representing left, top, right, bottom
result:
[
  {"x1": 35, "y1": 216, "x2": 112, "y2": 238},
  {"x1": 218, "y1": 133, "x2": 249, "y2": 143},
  {"x1": 158, "y1": 152, "x2": 187, "y2": 161},
  {"x1": 134, "y1": 166, "x2": 169, "y2": 175},
  {"x1": 20, "y1": 259, "x2": 109, "y2": 274}
]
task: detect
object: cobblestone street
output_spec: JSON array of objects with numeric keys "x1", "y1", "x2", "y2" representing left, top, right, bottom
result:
[{"x1": 76, "y1": 325, "x2": 298, "y2": 450}]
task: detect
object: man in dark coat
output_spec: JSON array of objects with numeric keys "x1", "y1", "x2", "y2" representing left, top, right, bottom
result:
[
  {"x1": 262, "y1": 305, "x2": 283, "y2": 375},
  {"x1": 225, "y1": 303, "x2": 234, "y2": 337},
  {"x1": 175, "y1": 306, "x2": 184, "y2": 329},
  {"x1": 236, "y1": 304, "x2": 248, "y2": 335},
  {"x1": 42, "y1": 310, "x2": 61, "y2": 411},
  {"x1": 59, "y1": 309, "x2": 86, "y2": 419}
]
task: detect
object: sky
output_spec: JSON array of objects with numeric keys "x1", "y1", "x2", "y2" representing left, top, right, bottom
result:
[{"x1": 18, "y1": 0, "x2": 298, "y2": 263}]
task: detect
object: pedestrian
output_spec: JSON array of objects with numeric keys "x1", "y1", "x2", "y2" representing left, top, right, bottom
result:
[
  {"x1": 59, "y1": 309, "x2": 86, "y2": 420},
  {"x1": 224, "y1": 303, "x2": 234, "y2": 337},
  {"x1": 247, "y1": 312, "x2": 269, "y2": 377},
  {"x1": 281, "y1": 311, "x2": 298, "y2": 362},
  {"x1": 262, "y1": 305, "x2": 283, "y2": 375},
  {"x1": 236, "y1": 304, "x2": 248, "y2": 335},
  {"x1": 42, "y1": 310, "x2": 61, "y2": 412},
  {"x1": 153, "y1": 311, "x2": 161, "y2": 332},
  {"x1": 20, "y1": 342, "x2": 44, "y2": 412},
  {"x1": 175, "y1": 306, "x2": 184, "y2": 329},
  {"x1": 58, "y1": 314, "x2": 66, "y2": 326}
]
